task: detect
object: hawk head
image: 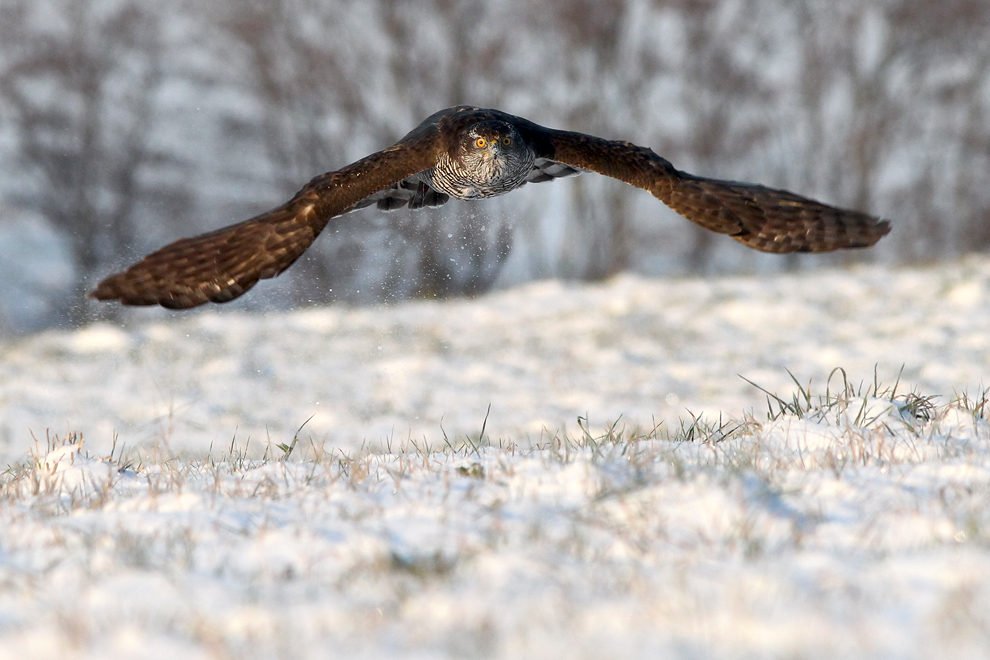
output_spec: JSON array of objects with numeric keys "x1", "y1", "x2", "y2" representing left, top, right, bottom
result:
[
  {"x1": 460, "y1": 120, "x2": 521, "y2": 161},
  {"x1": 429, "y1": 119, "x2": 534, "y2": 198}
]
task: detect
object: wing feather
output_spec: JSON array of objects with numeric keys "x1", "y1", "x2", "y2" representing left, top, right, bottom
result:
[
  {"x1": 90, "y1": 127, "x2": 444, "y2": 308},
  {"x1": 524, "y1": 158, "x2": 583, "y2": 184},
  {"x1": 523, "y1": 126, "x2": 890, "y2": 253}
]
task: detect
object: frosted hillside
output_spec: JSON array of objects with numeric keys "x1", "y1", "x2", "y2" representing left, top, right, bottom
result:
[
  {"x1": 2, "y1": 257, "x2": 989, "y2": 465},
  {"x1": 2, "y1": 259, "x2": 990, "y2": 658}
]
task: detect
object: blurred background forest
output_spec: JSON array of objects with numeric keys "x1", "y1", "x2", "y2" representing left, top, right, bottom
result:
[{"x1": 0, "y1": 0, "x2": 988, "y2": 332}]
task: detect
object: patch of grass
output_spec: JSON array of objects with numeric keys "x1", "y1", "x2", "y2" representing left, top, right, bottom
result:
[{"x1": 739, "y1": 366, "x2": 929, "y2": 425}]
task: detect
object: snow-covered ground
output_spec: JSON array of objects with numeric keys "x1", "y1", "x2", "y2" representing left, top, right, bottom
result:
[{"x1": 2, "y1": 257, "x2": 990, "y2": 658}]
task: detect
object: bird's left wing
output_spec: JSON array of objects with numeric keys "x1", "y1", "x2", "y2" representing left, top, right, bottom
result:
[
  {"x1": 515, "y1": 119, "x2": 890, "y2": 254},
  {"x1": 89, "y1": 127, "x2": 444, "y2": 309},
  {"x1": 524, "y1": 158, "x2": 583, "y2": 184}
]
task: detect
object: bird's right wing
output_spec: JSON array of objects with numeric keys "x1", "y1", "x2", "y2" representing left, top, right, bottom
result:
[
  {"x1": 89, "y1": 125, "x2": 445, "y2": 309},
  {"x1": 520, "y1": 124, "x2": 890, "y2": 254}
]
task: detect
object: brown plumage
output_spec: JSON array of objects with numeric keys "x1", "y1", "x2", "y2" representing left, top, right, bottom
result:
[{"x1": 90, "y1": 106, "x2": 891, "y2": 309}]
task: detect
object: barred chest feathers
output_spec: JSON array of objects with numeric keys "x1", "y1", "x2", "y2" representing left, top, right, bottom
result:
[{"x1": 424, "y1": 120, "x2": 536, "y2": 200}]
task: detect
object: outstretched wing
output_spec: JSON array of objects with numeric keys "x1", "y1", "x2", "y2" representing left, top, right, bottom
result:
[
  {"x1": 89, "y1": 125, "x2": 445, "y2": 309},
  {"x1": 516, "y1": 123, "x2": 890, "y2": 253},
  {"x1": 91, "y1": 106, "x2": 890, "y2": 311}
]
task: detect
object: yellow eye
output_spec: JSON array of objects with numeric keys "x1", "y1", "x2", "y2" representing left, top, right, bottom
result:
[
  {"x1": 475, "y1": 137, "x2": 487, "y2": 148},
  {"x1": 502, "y1": 137, "x2": 511, "y2": 146}
]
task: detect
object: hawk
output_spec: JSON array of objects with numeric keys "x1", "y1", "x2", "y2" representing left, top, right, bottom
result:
[{"x1": 90, "y1": 106, "x2": 890, "y2": 309}]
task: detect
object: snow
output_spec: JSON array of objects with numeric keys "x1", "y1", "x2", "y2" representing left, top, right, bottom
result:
[
  {"x1": 2, "y1": 257, "x2": 990, "y2": 658},
  {"x1": 4, "y1": 256, "x2": 990, "y2": 463},
  {"x1": 0, "y1": 212, "x2": 75, "y2": 332}
]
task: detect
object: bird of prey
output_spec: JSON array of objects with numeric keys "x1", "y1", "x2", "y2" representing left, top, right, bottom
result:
[{"x1": 90, "y1": 106, "x2": 890, "y2": 309}]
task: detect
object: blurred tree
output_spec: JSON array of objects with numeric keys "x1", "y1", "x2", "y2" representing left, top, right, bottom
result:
[
  {"x1": 0, "y1": 0, "x2": 179, "y2": 326},
  {"x1": 809, "y1": 0, "x2": 989, "y2": 260},
  {"x1": 1, "y1": 0, "x2": 988, "y2": 330},
  {"x1": 543, "y1": 0, "x2": 637, "y2": 280},
  {"x1": 211, "y1": 0, "x2": 518, "y2": 305},
  {"x1": 660, "y1": 0, "x2": 775, "y2": 272}
]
